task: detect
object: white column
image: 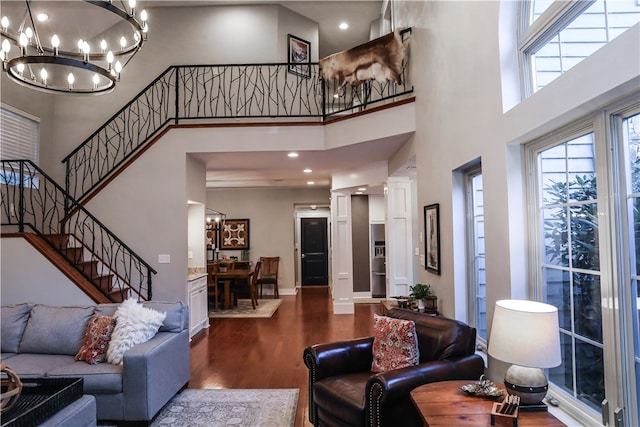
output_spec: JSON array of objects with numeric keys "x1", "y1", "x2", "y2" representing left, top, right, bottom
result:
[
  {"x1": 385, "y1": 178, "x2": 415, "y2": 298},
  {"x1": 331, "y1": 190, "x2": 355, "y2": 314}
]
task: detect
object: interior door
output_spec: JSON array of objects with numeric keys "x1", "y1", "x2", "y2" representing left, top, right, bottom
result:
[{"x1": 301, "y1": 217, "x2": 328, "y2": 285}]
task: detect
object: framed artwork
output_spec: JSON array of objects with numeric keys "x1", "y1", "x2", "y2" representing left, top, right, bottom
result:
[
  {"x1": 288, "y1": 34, "x2": 311, "y2": 78},
  {"x1": 220, "y1": 219, "x2": 250, "y2": 250},
  {"x1": 424, "y1": 204, "x2": 440, "y2": 275}
]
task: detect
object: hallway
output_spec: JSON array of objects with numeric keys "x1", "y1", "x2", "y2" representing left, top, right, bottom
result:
[{"x1": 188, "y1": 286, "x2": 383, "y2": 426}]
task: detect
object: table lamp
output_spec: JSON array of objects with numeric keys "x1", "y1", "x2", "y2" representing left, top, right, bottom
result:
[{"x1": 488, "y1": 299, "x2": 561, "y2": 410}]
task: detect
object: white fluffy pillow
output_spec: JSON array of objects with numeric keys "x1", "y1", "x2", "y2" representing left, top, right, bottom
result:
[{"x1": 106, "y1": 299, "x2": 166, "y2": 365}]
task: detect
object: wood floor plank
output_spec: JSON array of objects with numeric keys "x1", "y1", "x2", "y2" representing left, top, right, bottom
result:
[{"x1": 188, "y1": 286, "x2": 383, "y2": 427}]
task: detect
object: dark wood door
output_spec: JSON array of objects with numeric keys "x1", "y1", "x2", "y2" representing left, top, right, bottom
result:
[{"x1": 301, "y1": 217, "x2": 328, "y2": 285}]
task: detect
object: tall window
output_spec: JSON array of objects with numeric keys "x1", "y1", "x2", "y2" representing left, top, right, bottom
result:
[
  {"x1": 528, "y1": 100, "x2": 639, "y2": 425},
  {"x1": 537, "y1": 132, "x2": 603, "y2": 410},
  {"x1": 466, "y1": 167, "x2": 487, "y2": 344},
  {"x1": 520, "y1": 0, "x2": 640, "y2": 94}
]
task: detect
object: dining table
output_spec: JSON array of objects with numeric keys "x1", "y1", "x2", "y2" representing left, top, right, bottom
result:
[{"x1": 212, "y1": 267, "x2": 255, "y2": 310}]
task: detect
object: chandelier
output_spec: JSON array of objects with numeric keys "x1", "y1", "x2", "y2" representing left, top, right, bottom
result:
[{"x1": 0, "y1": 0, "x2": 148, "y2": 95}]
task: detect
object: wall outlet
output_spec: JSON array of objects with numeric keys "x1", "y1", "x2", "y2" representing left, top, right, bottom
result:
[
  {"x1": 187, "y1": 251, "x2": 193, "y2": 259},
  {"x1": 158, "y1": 254, "x2": 171, "y2": 264}
]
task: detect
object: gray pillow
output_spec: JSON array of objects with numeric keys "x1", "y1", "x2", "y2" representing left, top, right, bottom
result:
[
  {"x1": 143, "y1": 301, "x2": 187, "y2": 332},
  {"x1": 1, "y1": 304, "x2": 32, "y2": 353},
  {"x1": 19, "y1": 305, "x2": 95, "y2": 356},
  {"x1": 98, "y1": 301, "x2": 187, "y2": 332}
]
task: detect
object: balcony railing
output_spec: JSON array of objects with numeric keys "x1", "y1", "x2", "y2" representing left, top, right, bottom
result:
[
  {"x1": 1, "y1": 160, "x2": 155, "y2": 301},
  {"x1": 63, "y1": 29, "x2": 413, "y2": 202}
]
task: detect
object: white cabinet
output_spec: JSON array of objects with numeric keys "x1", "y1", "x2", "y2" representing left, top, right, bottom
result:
[{"x1": 188, "y1": 275, "x2": 209, "y2": 338}]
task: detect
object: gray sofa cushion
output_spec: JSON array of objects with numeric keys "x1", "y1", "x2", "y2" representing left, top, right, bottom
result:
[
  {"x1": 19, "y1": 305, "x2": 95, "y2": 355},
  {"x1": 1, "y1": 303, "x2": 32, "y2": 353},
  {"x1": 1, "y1": 353, "x2": 76, "y2": 377},
  {"x1": 48, "y1": 361, "x2": 123, "y2": 393}
]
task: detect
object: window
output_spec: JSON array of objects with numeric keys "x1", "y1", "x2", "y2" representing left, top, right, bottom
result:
[
  {"x1": 528, "y1": 99, "x2": 639, "y2": 425},
  {"x1": 0, "y1": 105, "x2": 40, "y2": 186},
  {"x1": 536, "y1": 132, "x2": 603, "y2": 410},
  {"x1": 520, "y1": 0, "x2": 640, "y2": 94},
  {"x1": 465, "y1": 167, "x2": 487, "y2": 344}
]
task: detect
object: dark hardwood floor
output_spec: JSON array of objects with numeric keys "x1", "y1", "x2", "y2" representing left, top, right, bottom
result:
[{"x1": 188, "y1": 286, "x2": 383, "y2": 427}]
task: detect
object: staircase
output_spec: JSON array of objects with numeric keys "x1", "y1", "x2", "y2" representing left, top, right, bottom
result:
[{"x1": 1, "y1": 160, "x2": 155, "y2": 302}]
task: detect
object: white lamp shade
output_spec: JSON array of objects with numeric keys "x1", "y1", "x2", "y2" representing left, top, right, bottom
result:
[{"x1": 488, "y1": 299, "x2": 561, "y2": 368}]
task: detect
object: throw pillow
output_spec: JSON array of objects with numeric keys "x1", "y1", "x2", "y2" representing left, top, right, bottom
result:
[
  {"x1": 75, "y1": 313, "x2": 117, "y2": 364},
  {"x1": 371, "y1": 314, "x2": 419, "y2": 373},
  {"x1": 106, "y1": 298, "x2": 166, "y2": 365}
]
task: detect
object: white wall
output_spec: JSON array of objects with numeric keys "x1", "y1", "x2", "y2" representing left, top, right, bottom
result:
[{"x1": 0, "y1": 238, "x2": 94, "y2": 305}]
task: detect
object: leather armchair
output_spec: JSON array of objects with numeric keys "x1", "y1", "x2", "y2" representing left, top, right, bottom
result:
[{"x1": 303, "y1": 308, "x2": 485, "y2": 427}]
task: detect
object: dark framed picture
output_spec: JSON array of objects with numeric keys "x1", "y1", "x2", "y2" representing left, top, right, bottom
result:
[
  {"x1": 220, "y1": 219, "x2": 250, "y2": 250},
  {"x1": 288, "y1": 34, "x2": 311, "y2": 78},
  {"x1": 424, "y1": 204, "x2": 440, "y2": 275}
]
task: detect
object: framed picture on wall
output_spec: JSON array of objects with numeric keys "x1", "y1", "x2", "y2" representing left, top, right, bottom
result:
[
  {"x1": 288, "y1": 34, "x2": 311, "y2": 78},
  {"x1": 424, "y1": 204, "x2": 440, "y2": 275},
  {"x1": 220, "y1": 219, "x2": 250, "y2": 250}
]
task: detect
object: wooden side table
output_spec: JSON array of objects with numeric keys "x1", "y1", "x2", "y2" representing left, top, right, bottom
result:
[{"x1": 410, "y1": 380, "x2": 566, "y2": 427}]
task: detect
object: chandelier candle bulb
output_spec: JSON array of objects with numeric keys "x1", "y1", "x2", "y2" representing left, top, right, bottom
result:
[
  {"x1": 100, "y1": 39, "x2": 107, "y2": 52},
  {"x1": 1, "y1": 16, "x2": 8, "y2": 32},
  {"x1": 51, "y1": 35, "x2": 59, "y2": 55}
]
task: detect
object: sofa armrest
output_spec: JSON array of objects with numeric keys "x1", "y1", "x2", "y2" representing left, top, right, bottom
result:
[
  {"x1": 304, "y1": 337, "x2": 374, "y2": 426},
  {"x1": 122, "y1": 330, "x2": 190, "y2": 421},
  {"x1": 366, "y1": 354, "x2": 485, "y2": 426},
  {"x1": 304, "y1": 337, "x2": 375, "y2": 381}
]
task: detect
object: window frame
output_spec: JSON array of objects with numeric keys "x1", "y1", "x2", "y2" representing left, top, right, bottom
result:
[{"x1": 464, "y1": 165, "x2": 487, "y2": 347}]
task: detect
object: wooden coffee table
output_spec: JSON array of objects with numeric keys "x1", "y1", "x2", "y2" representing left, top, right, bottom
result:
[{"x1": 410, "y1": 380, "x2": 566, "y2": 427}]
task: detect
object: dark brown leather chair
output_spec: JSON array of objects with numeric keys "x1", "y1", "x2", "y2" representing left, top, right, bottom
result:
[{"x1": 303, "y1": 308, "x2": 485, "y2": 427}]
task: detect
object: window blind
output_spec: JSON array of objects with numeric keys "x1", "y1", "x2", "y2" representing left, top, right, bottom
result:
[{"x1": 0, "y1": 105, "x2": 40, "y2": 164}]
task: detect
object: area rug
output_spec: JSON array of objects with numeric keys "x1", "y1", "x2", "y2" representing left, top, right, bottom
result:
[
  {"x1": 209, "y1": 299, "x2": 282, "y2": 318},
  {"x1": 99, "y1": 388, "x2": 298, "y2": 427}
]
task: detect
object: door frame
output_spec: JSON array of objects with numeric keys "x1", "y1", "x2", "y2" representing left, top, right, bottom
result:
[{"x1": 294, "y1": 206, "x2": 331, "y2": 290}]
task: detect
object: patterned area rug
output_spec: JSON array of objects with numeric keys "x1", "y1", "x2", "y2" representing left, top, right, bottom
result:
[
  {"x1": 209, "y1": 299, "x2": 282, "y2": 318},
  {"x1": 99, "y1": 388, "x2": 298, "y2": 427}
]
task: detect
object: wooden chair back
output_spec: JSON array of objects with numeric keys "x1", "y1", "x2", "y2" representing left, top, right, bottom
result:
[{"x1": 259, "y1": 257, "x2": 279, "y2": 278}]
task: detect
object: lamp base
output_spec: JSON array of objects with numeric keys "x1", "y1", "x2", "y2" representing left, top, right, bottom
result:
[{"x1": 504, "y1": 365, "x2": 549, "y2": 408}]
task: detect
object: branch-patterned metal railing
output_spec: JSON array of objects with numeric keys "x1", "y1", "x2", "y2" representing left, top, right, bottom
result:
[
  {"x1": 1, "y1": 160, "x2": 156, "y2": 301},
  {"x1": 63, "y1": 29, "x2": 413, "y2": 202}
]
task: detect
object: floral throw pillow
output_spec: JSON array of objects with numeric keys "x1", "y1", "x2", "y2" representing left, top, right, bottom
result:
[
  {"x1": 75, "y1": 313, "x2": 117, "y2": 364},
  {"x1": 371, "y1": 314, "x2": 419, "y2": 373}
]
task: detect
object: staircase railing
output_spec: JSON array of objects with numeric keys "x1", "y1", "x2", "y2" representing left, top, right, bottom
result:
[
  {"x1": 1, "y1": 160, "x2": 155, "y2": 301},
  {"x1": 62, "y1": 29, "x2": 413, "y2": 202}
]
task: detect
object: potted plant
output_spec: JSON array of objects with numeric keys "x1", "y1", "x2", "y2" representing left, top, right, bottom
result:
[
  {"x1": 410, "y1": 283, "x2": 436, "y2": 313},
  {"x1": 218, "y1": 261, "x2": 228, "y2": 273}
]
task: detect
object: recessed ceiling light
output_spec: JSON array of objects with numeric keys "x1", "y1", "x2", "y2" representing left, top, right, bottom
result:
[
  {"x1": 307, "y1": 181, "x2": 315, "y2": 185},
  {"x1": 339, "y1": 22, "x2": 349, "y2": 30},
  {"x1": 358, "y1": 187, "x2": 366, "y2": 191},
  {"x1": 355, "y1": 191, "x2": 363, "y2": 195},
  {"x1": 37, "y1": 13, "x2": 48, "y2": 22},
  {"x1": 288, "y1": 152, "x2": 299, "y2": 158},
  {"x1": 303, "y1": 168, "x2": 312, "y2": 173}
]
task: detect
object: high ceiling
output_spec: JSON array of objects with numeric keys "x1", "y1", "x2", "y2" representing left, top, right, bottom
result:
[{"x1": 3, "y1": 1, "x2": 414, "y2": 192}]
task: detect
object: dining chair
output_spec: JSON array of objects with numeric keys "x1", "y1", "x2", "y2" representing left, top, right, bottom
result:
[
  {"x1": 229, "y1": 260, "x2": 261, "y2": 309},
  {"x1": 257, "y1": 256, "x2": 280, "y2": 298},
  {"x1": 207, "y1": 263, "x2": 220, "y2": 310}
]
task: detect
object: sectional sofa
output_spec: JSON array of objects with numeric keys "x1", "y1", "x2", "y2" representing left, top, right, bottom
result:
[{"x1": 1, "y1": 301, "x2": 190, "y2": 424}]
